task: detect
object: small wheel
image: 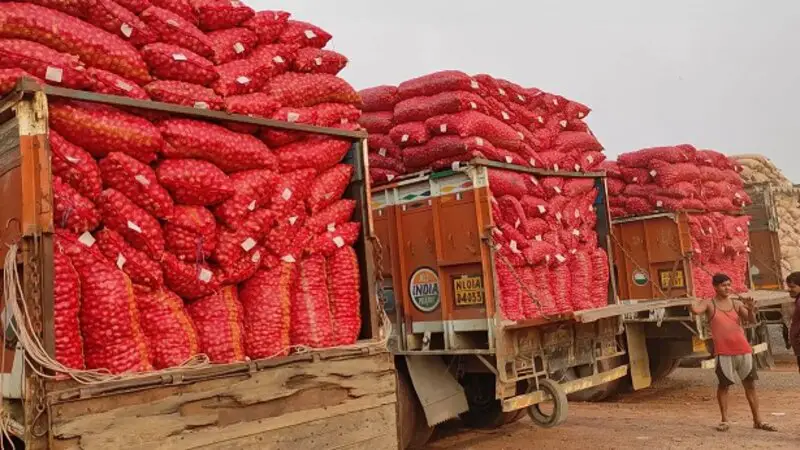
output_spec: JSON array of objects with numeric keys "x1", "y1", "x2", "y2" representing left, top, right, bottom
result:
[{"x1": 527, "y1": 378, "x2": 569, "y2": 428}]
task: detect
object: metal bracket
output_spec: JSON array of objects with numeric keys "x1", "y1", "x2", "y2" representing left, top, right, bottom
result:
[{"x1": 422, "y1": 331, "x2": 432, "y2": 351}]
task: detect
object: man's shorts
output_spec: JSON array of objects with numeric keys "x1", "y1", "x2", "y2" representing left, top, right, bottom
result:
[{"x1": 715, "y1": 354, "x2": 758, "y2": 386}]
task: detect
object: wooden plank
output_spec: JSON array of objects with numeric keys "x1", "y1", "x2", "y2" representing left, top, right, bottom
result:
[{"x1": 48, "y1": 353, "x2": 396, "y2": 450}]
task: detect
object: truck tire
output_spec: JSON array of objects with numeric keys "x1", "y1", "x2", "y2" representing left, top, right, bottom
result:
[
  {"x1": 397, "y1": 368, "x2": 435, "y2": 449},
  {"x1": 647, "y1": 340, "x2": 679, "y2": 383},
  {"x1": 458, "y1": 374, "x2": 523, "y2": 429},
  {"x1": 527, "y1": 378, "x2": 569, "y2": 428}
]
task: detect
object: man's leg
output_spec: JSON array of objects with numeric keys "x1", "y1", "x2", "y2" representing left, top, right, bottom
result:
[
  {"x1": 743, "y1": 379, "x2": 762, "y2": 426},
  {"x1": 717, "y1": 384, "x2": 730, "y2": 424}
]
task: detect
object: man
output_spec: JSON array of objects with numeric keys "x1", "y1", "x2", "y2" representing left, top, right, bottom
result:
[
  {"x1": 785, "y1": 271, "x2": 800, "y2": 373},
  {"x1": 690, "y1": 273, "x2": 776, "y2": 432}
]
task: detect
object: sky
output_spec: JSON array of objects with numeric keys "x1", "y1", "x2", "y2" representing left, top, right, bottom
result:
[{"x1": 262, "y1": 0, "x2": 800, "y2": 181}]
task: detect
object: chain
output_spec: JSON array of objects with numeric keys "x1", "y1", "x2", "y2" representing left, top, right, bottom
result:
[
  {"x1": 369, "y1": 235, "x2": 388, "y2": 333},
  {"x1": 27, "y1": 232, "x2": 48, "y2": 438}
]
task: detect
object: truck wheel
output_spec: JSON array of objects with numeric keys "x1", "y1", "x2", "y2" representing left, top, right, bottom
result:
[
  {"x1": 647, "y1": 341, "x2": 679, "y2": 383},
  {"x1": 527, "y1": 378, "x2": 569, "y2": 428},
  {"x1": 397, "y1": 369, "x2": 435, "y2": 449},
  {"x1": 458, "y1": 374, "x2": 523, "y2": 429}
]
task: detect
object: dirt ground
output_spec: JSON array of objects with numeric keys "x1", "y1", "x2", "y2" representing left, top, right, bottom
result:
[{"x1": 425, "y1": 360, "x2": 800, "y2": 450}]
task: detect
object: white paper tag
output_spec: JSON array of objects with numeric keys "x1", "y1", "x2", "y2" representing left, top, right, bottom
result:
[
  {"x1": 233, "y1": 42, "x2": 245, "y2": 54},
  {"x1": 281, "y1": 254, "x2": 296, "y2": 263},
  {"x1": 556, "y1": 212, "x2": 563, "y2": 222},
  {"x1": 401, "y1": 134, "x2": 409, "y2": 143},
  {"x1": 241, "y1": 237, "x2": 257, "y2": 252},
  {"x1": 65, "y1": 155, "x2": 80, "y2": 164},
  {"x1": 734, "y1": 192, "x2": 742, "y2": 199},
  {"x1": 529, "y1": 176, "x2": 539, "y2": 185},
  {"x1": 514, "y1": 218, "x2": 521, "y2": 229},
  {"x1": 518, "y1": 94, "x2": 526, "y2": 102},
  {"x1": 286, "y1": 111, "x2": 300, "y2": 122},
  {"x1": 326, "y1": 223, "x2": 336, "y2": 233},
  {"x1": 304, "y1": 29, "x2": 317, "y2": 39},
  {"x1": 251, "y1": 251, "x2": 261, "y2": 263},
  {"x1": 288, "y1": 215, "x2": 299, "y2": 225},
  {"x1": 537, "y1": 205, "x2": 546, "y2": 214},
  {"x1": 340, "y1": 118, "x2": 349, "y2": 124},
  {"x1": 587, "y1": 155, "x2": 594, "y2": 164},
  {"x1": 501, "y1": 111, "x2": 510, "y2": 120},
  {"x1": 555, "y1": 254, "x2": 566, "y2": 263},
  {"x1": 172, "y1": 53, "x2": 188, "y2": 61},
  {"x1": 273, "y1": 55, "x2": 285, "y2": 64},
  {"x1": 553, "y1": 98, "x2": 559, "y2": 106},
  {"x1": 498, "y1": 88, "x2": 506, "y2": 96},
  {"x1": 236, "y1": 76, "x2": 251, "y2": 85},
  {"x1": 649, "y1": 170, "x2": 657, "y2": 177},
  {"x1": 166, "y1": 19, "x2": 180, "y2": 27},
  {"x1": 333, "y1": 236, "x2": 345, "y2": 248},
  {"x1": 470, "y1": 80, "x2": 479, "y2": 89},
  {"x1": 194, "y1": 101, "x2": 209, "y2": 109},
  {"x1": 632, "y1": 177, "x2": 639, "y2": 183},
  {"x1": 314, "y1": 57, "x2": 323, "y2": 66},
  {"x1": 134, "y1": 174, "x2": 150, "y2": 186},
  {"x1": 545, "y1": 255, "x2": 551, "y2": 263},
  {"x1": 535, "y1": 235, "x2": 542, "y2": 241},
  {"x1": 529, "y1": 158, "x2": 537, "y2": 167},
  {"x1": 451, "y1": 162, "x2": 461, "y2": 171},
  {"x1": 554, "y1": 164, "x2": 560, "y2": 172},
  {"x1": 656, "y1": 200, "x2": 663, "y2": 207},
  {"x1": 78, "y1": 232, "x2": 95, "y2": 247},
  {"x1": 127, "y1": 221, "x2": 142, "y2": 233},
  {"x1": 504, "y1": 156, "x2": 513, "y2": 163},
  {"x1": 469, "y1": 101, "x2": 477, "y2": 109},
  {"x1": 198, "y1": 268, "x2": 212, "y2": 283},
  {"x1": 578, "y1": 111, "x2": 585, "y2": 118},
  {"x1": 559, "y1": 120, "x2": 567, "y2": 128},
  {"x1": 247, "y1": 199, "x2": 257, "y2": 211},
  {"x1": 537, "y1": 116, "x2": 545, "y2": 124},
  {"x1": 439, "y1": 124, "x2": 447, "y2": 133},
  {"x1": 572, "y1": 229, "x2": 580, "y2": 236},
  {"x1": 230, "y1": 0, "x2": 242, "y2": 6},
  {"x1": 554, "y1": 186, "x2": 562, "y2": 194},
  {"x1": 574, "y1": 209, "x2": 581, "y2": 218},
  {"x1": 120, "y1": 23, "x2": 133, "y2": 38},
  {"x1": 509, "y1": 240, "x2": 520, "y2": 253},
  {"x1": 517, "y1": 132, "x2": 525, "y2": 140},
  {"x1": 736, "y1": 226, "x2": 742, "y2": 233},
  {"x1": 115, "y1": 80, "x2": 133, "y2": 92},
  {"x1": 475, "y1": 137, "x2": 484, "y2": 146},
  {"x1": 574, "y1": 164, "x2": 581, "y2": 171},
  {"x1": 281, "y1": 188, "x2": 293, "y2": 201},
  {"x1": 116, "y1": 253, "x2": 127, "y2": 269},
  {"x1": 45, "y1": 67, "x2": 63, "y2": 83},
  {"x1": 379, "y1": 148, "x2": 387, "y2": 157}
]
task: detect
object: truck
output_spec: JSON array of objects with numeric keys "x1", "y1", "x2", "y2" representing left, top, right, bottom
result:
[
  {"x1": 0, "y1": 81, "x2": 398, "y2": 449},
  {"x1": 371, "y1": 160, "x2": 662, "y2": 448},
  {"x1": 610, "y1": 211, "x2": 793, "y2": 384}
]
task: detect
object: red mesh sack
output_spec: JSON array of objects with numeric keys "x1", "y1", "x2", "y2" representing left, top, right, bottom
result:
[
  {"x1": 370, "y1": 168, "x2": 400, "y2": 185},
  {"x1": 541, "y1": 177, "x2": 565, "y2": 198},
  {"x1": 290, "y1": 255, "x2": 334, "y2": 348},
  {"x1": 610, "y1": 207, "x2": 627, "y2": 218},
  {"x1": 598, "y1": 160, "x2": 622, "y2": 179},
  {"x1": 577, "y1": 151, "x2": 605, "y2": 172},
  {"x1": 224, "y1": 92, "x2": 280, "y2": 117},
  {"x1": 0, "y1": 4, "x2": 151, "y2": 84},
  {"x1": 212, "y1": 52, "x2": 289, "y2": 97},
  {"x1": 397, "y1": 71, "x2": 479, "y2": 101},
  {"x1": 307, "y1": 222, "x2": 361, "y2": 257},
  {"x1": 552, "y1": 132, "x2": 603, "y2": 154},
  {"x1": 369, "y1": 154, "x2": 405, "y2": 174},
  {"x1": 242, "y1": 10, "x2": 290, "y2": 45},
  {"x1": 618, "y1": 145, "x2": 696, "y2": 168},
  {"x1": 620, "y1": 167, "x2": 651, "y2": 185},
  {"x1": 293, "y1": 48, "x2": 348, "y2": 75},
  {"x1": 650, "y1": 161, "x2": 701, "y2": 187},
  {"x1": 192, "y1": 0, "x2": 254, "y2": 31},
  {"x1": 258, "y1": 106, "x2": 318, "y2": 147},
  {"x1": 264, "y1": 205, "x2": 308, "y2": 259},
  {"x1": 86, "y1": 68, "x2": 149, "y2": 100},
  {"x1": 163, "y1": 205, "x2": 217, "y2": 262},
  {"x1": 186, "y1": 286, "x2": 245, "y2": 363},
  {"x1": 21, "y1": 0, "x2": 88, "y2": 17},
  {"x1": 0, "y1": 68, "x2": 40, "y2": 95},
  {"x1": 426, "y1": 111, "x2": 526, "y2": 152},
  {"x1": 314, "y1": 103, "x2": 361, "y2": 127},
  {"x1": 249, "y1": 42, "x2": 300, "y2": 65},
  {"x1": 150, "y1": 0, "x2": 197, "y2": 24},
  {"x1": 695, "y1": 149, "x2": 729, "y2": 168},
  {"x1": 394, "y1": 91, "x2": 489, "y2": 124},
  {"x1": 723, "y1": 170, "x2": 744, "y2": 188},
  {"x1": 368, "y1": 135, "x2": 401, "y2": 160},
  {"x1": 550, "y1": 261, "x2": 572, "y2": 314},
  {"x1": 700, "y1": 166, "x2": 726, "y2": 183},
  {"x1": 733, "y1": 190, "x2": 751, "y2": 207},
  {"x1": 660, "y1": 181, "x2": 700, "y2": 199},
  {"x1": 161, "y1": 253, "x2": 220, "y2": 299},
  {"x1": 135, "y1": 287, "x2": 199, "y2": 369},
  {"x1": 53, "y1": 240, "x2": 84, "y2": 370},
  {"x1": 306, "y1": 200, "x2": 356, "y2": 235},
  {"x1": 145, "y1": 80, "x2": 224, "y2": 110},
  {"x1": 207, "y1": 27, "x2": 258, "y2": 65},
  {"x1": 95, "y1": 228, "x2": 163, "y2": 289},
  {"x1": 524, "y1": 241, "x2": 557, "y2": 266},
  {"x1": 623, "y1": 183, "x2": 658, "y2": 199},
  {"x1": 99, "y1": 152, "x2": 174, "y2": 220},
  {"x1": 497, "y1": 196, "x2": 526, "y2": 228},
  {"x1": 358, "y1": 111, "x2": 394, "y2": 134},
  {"x1": 707, "y1": 197, "x2": 736, "y2": 213},
  {"x1": 564, "y1": 178, "x2": 596, "y2": 198},
  {"x1": 488, "y1": 169, "x2": 527, "y2": 198},
  {"x1": 214, "y1": 209, "x2": 273, "y2": 266},
  {"x1": 53, "y1": 176, "x2": 100, "y2": 234},
  {"x1": 50, "y1": 130, "x2": 102, "y2": 202},
  {"x1": 0, "y1": 39, "x2": 90, "y2": 89},
  {"x1": 49, "y1": 101, "x2": 162, "y2": 164},
  {"x1": 624, "y1": 196, "x2": 653, "y2": 215},
  {"x1": 140, "y1": 6, "x2": 213, "y2": 58},
  {"x1": 219, "y1": 246, "x2": 265, "y2": 285},
  {"x1": 327, "y1": 246, "x2": 361, "y2": 345},
  {"x1": 389, "y1": 122, "x2": 429, "y2": 147},
  {"x1": 402, "y1": 136, "x2": 473, "y2": 170},
  {"x1": 278, "y1": 20, "x2": 331, "y2": 49},
  {"x1": 270, "y1": 168, "x2": 317, "y2": 216},
  {"x1": 530, "y1": 265, "x2": 558, "y2": 317},
  {"x1": 359, "y1": 85, "x2": 397, "y2": 112},
  {"x1": 212, "y1": 170, "x2": 276, "y2": 230},
  {"x1": 160, "y1": 119, "x2": 278, "y2": 172},
  {"x1": 240, "y1": 264, "x2": 295, "y2": 358},
  {"x1": 114, "y1": 0, "x2": 150, "y2": 13},
  {"x1": 607, "y1": 178, "x2": 625, "y2": 196},
  {"x1": 140, "y1": 43, "x2": 218, "y2": 86},
  {"x1": 308, "y1": 164, "x2": 353, "y2": 213},
  {"x1": 591, "y1": 248, "x2": 610, "y2": 307},
  {"x1": 59, "y1": 231, "x2": 152, "y2": 373},
  {"x1": 157, "y1": 159, "x2": 235, "y2": 206},
  {"x1": 276, "y1": 137, "x2": 350, "y2": 172},
  {"x1": 494, "y1": 255, "x2": 523, "y2": 321},
  {"x1": 265, "y1": 73, "x2": 361, "y2": 108},
  {"x1": 84, "y1": 0, "x2": 157, "y2": 47},
  {"x1": 569, "y1": 250, "x2": 593, "y2": 311},
  {"x1": 564, "y1": 101, "x2": 591, "y2": 120},
  {"x1": 98, "y1": 189, "x2": 164, "y2": 258}
]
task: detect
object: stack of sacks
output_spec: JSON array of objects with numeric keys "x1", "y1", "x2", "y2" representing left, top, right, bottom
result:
[
  {"x1": 9, "y1": 1, "x2": 364, "y2": 373},
  {"x1": 604, "y1": 145, "x2": 752, "y2": 218},
  {"x1": 488, "y1": 169, "x2": 609, "y2": 320},
  {"x1": 361, "y1": 70, "x2": 605, "y2": 186},
  {"x1": 733, "y1": 154, "x2": 800, "y2": 274},
  {"x1": 688, "y1": 213, "x2": 750, "y2": 298},
  {"x1": 358, "y1": 85, "x2": 404, "y2": 184}
]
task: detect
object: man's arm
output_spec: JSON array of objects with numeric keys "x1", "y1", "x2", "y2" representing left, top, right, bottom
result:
[{"x1": 690, "y1": 299, "x2": 708, "y2": 316}]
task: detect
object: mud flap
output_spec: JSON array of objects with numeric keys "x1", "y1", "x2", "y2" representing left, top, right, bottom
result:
[
  {"x1": 624, "y1": 323, "x2": 652, "y2": 390},
  {"x1": 405, "y1": 355, "x2": 469, "y2": 427}
]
